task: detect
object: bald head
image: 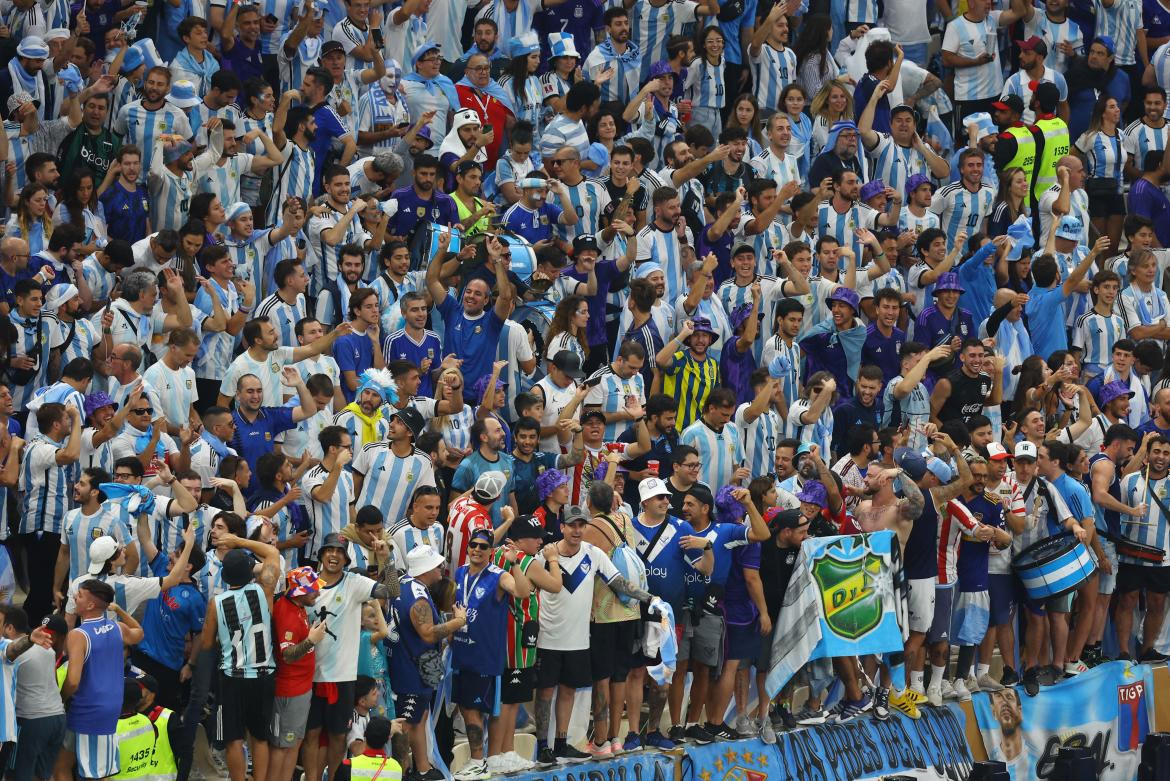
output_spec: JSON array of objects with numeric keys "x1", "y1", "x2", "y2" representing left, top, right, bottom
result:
[
  {"x1": 993, "y1": 288, "x2": 1016, "y2": 308},
  {"x1": 1156, "y1": 387, "x2": 1170, "y2": 406},
  {"x1": 0, "y1": 237, "x2": 29, "y2": 260}
]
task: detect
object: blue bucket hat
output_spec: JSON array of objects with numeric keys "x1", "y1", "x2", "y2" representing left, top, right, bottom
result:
[
  {"x1": 932, "y1": 271, "x2": 965, "y2": 295},
  {"x1": 826, "y1": 286, "x2": 860, "y2": 314}
]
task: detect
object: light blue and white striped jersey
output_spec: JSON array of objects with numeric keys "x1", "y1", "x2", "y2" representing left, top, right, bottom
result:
[
  {"x1": 1054, "y1": 245, "x2": 1094, "y2": 328},
  {"x1": 1093, "y1": 0, "x2": 1141, "y2": 66},
  {"x1": 436, "y1": 404, "x2": 476, "y2": 453},
  {"x1": 557, "y1": 178, "x2": 610, "y2": 244},
  {"x1": 9, "y1": 312, "x2": 59, "y2": 412},
  {"x1": 478, "y1": 0, "x2": 541, "y2": 45},
  {"x1": 749, "y1": 148, "x2": 801, "y2": 194},
  {"x1": 307, "y1": 202, "x2": 372, "y2": 289},
  {"x1": 733, "y1": 210, "x2": 790, "y2": 274},
  {"x1": 333, "y1": 408, "x2": 391, "y2": 450},
  {"x1": 267, "y1": 141, "x2": 317, "y2": 226},
  {"x1": 718, "y1": 275, "x2": 784, "y2": 363},
  {"x1": 845, "y1": 0, "x2": 878, "y2": 24},
  {"x1": 786, "y1": 398, "x2": 833, "y2": 455},
  {"x1": 142, "y1": 361, "x2": 198, "y2": 430},
  {"x1": 1076, "y1": 130, "x2": 1126, "y2": 188},
  {"x1": 1152, "y1": 43, "x2": 1170, "y2": 112},
  {"x1": 197, "y1": 152, "x2": 253, "y2": 208},
  {"x1": 630, "y1": 0, "x2": 697, "y2": 80},
  {"x1": 497, "y1": 319, "x2": 535, "y2": 416},
  {"x1": 498, "y1": 75, "x2": 544, "y2": 133},
  {"x1": 583, "y1": 42, "x2": 642, "y2": 104},
  {"x1": 1073, "y1": 309, "x2": 1125, "y2": 371},
  {"x1": 734, "y1": 402, "x2": 781, "y2": 479},
  {"x1": 930, "y1": 182, "x2": 995, "y2": 252},
  {"x1": 1037, "y1": 185, "x2": 1090, "y2": 247},
  {"x1": 1002, "y1": 67, "x2": 1067, "y2": 124},
  {"x1": 583, "y1": 364, "x2": 646, "y2": 440},
  {"x1": 1112, "y1": 249, "x2": 1170, "y2": 291},
  {"x1": 881, "y1": 377, "x2": 930, "y2": 451},
  {"x1": 114, "y1": 101, "x2": 194, "y2": 183},
  {"x1": 817, "y1": 200, "x2": 879, "y2": 265},
  {"x1": 941, "y1": 11, "x2": 1004, "y2": 101},
  {"x1": 1119, "y1": 472, "x2": 1170, "y2": 565},
  {"x1": 326, "y1": 70, "x2": 366, "y2": 136},
  {"x1": 57, "y1": 317, "x2": 101, "y2": 369},
  {"x1": 255, "y1": 292, "x2": 308, "y2": 347},
  {"x1": 760, "y1": 334, "x2": 801, "y2": 409},
  {"x1": 0, "y1": 640, "x2": 14, "y2": 741},
  {"x1": 897, "y1": 206, "x2": 940, "y2": 240},
  {"x1": 389, "y1": 517, "x2": 446, "y2": 573},
  {"x1": 24, "y1": 382, "x2": 85, "y2": 444},
  {"x1": 866, "y1": 133, "x2": 931, "y2": 200},
  {"x1": 59, "y1": 507, "x2": 132, "y2": 584},
  {"x1": 538, "y1": 114, "x2": 591, "y2": 160},
  {"x1": 19, "y1": 437, "x2": 69, "y2": 535},
  {"x1": 751, "y1": 43, "x2": 796, "y2": 115},
  {"x1": 798, "y1": 277, "x2": 839, "y2": 337},
  {"x1": 352, "y1": 442, "x2": 437, "y2": 529},
  {"x1": 301, "y1": 462, "x2": 354, "y2": 555},
  {"x1": 1024, "y1": 11, "x2": 1083, "y2": 74},
  {"x1": 636, "y1": 223, "x2": 685, "y2": 303},
  {"x1": 1119, "y1": 284, "x2": 1170, "y2": 333},
  {"x1": 680, "y1": 419, "x2": 745, "y2": 494},
  {"x1": 81, "y1": 254, "x2": 119, "y2": 305},
  {"x1": 1123, "y1": 119, "x2": 1169, "y2": 167},
  {"x1": 147, "y1": 132, "x2": 223, "y2": 233},
  {"x1": 683, "y1": 57, "x2": 725, "y2": 111},
  {"x1": 355, "y1": 82, "x2": 410, "y2": 155},
  {"x1": 193, "y1": 280, "x2": 241, "y2": 380}
]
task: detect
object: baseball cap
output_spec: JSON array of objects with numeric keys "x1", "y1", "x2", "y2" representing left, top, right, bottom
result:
[
  {"x1": 563, "y1": 505, "x2": 589, "y2": 525},
  {"x1": 1015, "y1": 35, "x2": 1047, "y2": 54},
  {"x1": 508, "y1": 515, "x2": 545, "y2": 540},
  {"x1": 88, "y1": 536, "x2": 120, "y2": 575},
  {"x1": 469, "y1": 528, "x2": 494, "y2": 545},
  {"x1": 1055, "y1": 215, "x2": 1084, "y2": 241},
  {"x1": 639, "y1": 477, "x2": 672, "y2": 504},
  {"x1": 472, "y1": 470, "x2": 507, "y2": 502},
  {"x1": 581, "y1": 409, "x2": 606, "y2": 424},
  {"x1": 551, "y1": 350, "x2": 586, "y2": 379},
  {"x1": 221, "y1": 549, "x2": 255, "y2": 588},
  {"x1": 573, "y1": 234, "x2": 600, "y2": 254},
  {"x1": 986, "y1": 442, "x2": 1011, "y2": 461},
  {"x1": 320, "y1": 40, "x2": 345, "y2": 58},
  {"x1": 894, "y1": 447, "x2": 929, "y2": 481},
  {"x1": 1014, "y1": 441, "x2": 1038, "y2": 461},
  {"x1": 766, "y1": 507, "x2": 809, "y2": 530},
  {"x1": 390, "y1": 406, "x2": 426, "y2": 438},
  {"x1": 1093, "y1": 35, "x2": 1116, "y2": 55},
  {"x1": 926, "y1": 457, "x2": 955, "y2": 484},
  {"x1": 991, "y1": 94, "x2": 1025, "y2": 115}
]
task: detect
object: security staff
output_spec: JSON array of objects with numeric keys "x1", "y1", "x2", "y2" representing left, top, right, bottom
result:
[
  {"x1": 335, "y1": 717, "x2": 403, "y2": 781},
  {"x1": 112, "y1": 678, "x2": 180, "y2": 781},
  {"x1": 991, "y1": 94, "x2": 1036, "y2": 187},
  {"x1": 1030, "y1": 82, "x2": 1071, "y2": 205}
]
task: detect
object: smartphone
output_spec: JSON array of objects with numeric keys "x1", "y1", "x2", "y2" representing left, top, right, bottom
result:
[
  {"x1": 583, "y1": 375, "x2": 604, "y2": 388},
  {"x1": 482, "y1": 124, "x2": 493, "y2": 134}
]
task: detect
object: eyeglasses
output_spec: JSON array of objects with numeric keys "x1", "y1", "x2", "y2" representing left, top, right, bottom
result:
[
  {"x1": 681, "y1": 461, "x2": 700, "y2": 469},
  {"x1": 132, "y1": 407, "x2": 153, "y2": 415},
  {"x1": 418, "y1": 54, "x2": 441, "y2": 63},
  {"x1": 468, "y1": 64, "x2": 490, "y2": 71},
  {"x1": 114, "y1": 472, "x2": 136, "y2": 479},
  {"x1": 467, "y1": 541, "x2": 492, "y2": 550}
]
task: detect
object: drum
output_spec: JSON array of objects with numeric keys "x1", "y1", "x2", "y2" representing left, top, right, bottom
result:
[
  {"x1": 513, "y1": 300, "x2": 556, "y2": 374},
  {"x1": 1012, "y1": 533, "x2": 1098, "y2": 601},
  {"x1": 418, "y1": 224, "x2": 537, "y2": 281},
  {"x1": 1104, "y1": 531, "x2": 1165, "y2": 565}
]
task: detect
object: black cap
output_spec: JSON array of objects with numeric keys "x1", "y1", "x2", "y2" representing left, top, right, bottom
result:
[
  {"x1": 582, "y1": 409, "x2": 606, "y2": 424},
  {"x1": 320, "y1": 40, "x2": 345, "y2": 57},
  {"x1": 768, "y1": 508, "x2": 809, "y2": 530},
  {"x1": 551, "y1": 349, "x2": 586, "y2": 379},
  {"x1": 390, "y1": 406, "x2": 426, "y2": 438},
  {"x1": 508, "y1": 514, "x2": 546, "y2": 540},
  {"x1": 991, "y1": 94, "x2": 1025, "y2": 115},
  {"x1": 573, "y1": 234, "x2": 600, "y2": 254},
  {"x1": 317, "y1": 532, "x2": 351, "y2": 563},
  {"x1": 221, "y1": 549, "x2": 255, "y2": 588}
]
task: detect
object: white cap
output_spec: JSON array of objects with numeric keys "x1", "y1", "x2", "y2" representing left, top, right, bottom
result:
[
  {"x1": 88, "y1": 536, "x2": 120, "y2": 575},
  {"x1": 1014, "y1": 441, "x2": 1038, "y2": 460},
  {"x1": 406, "y1": 544, "x2": 446, "y2": 577},
  {"x1": 638, "y1": 477, "x2": 671, "y2": 504},
  {"x1": 986, "y1": 442, "x2": 1010, "y2": 461}
]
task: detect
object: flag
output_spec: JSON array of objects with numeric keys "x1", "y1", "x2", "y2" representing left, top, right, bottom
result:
[{"x1": 765, "y1": 531, "x2": 904, "y2": 697}]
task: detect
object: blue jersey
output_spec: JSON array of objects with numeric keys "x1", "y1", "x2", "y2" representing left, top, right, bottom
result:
[
  {"x1": 630, "y1": 514, "x2": 703, "y2": 611},
  {"x1": 862, "y1": 323, "x2": 905, "y2": 387},
  {"x1": 501, "y1": 201, "x2": 562, "y2": 244},
  {"x1": 452, "y1": 564, "x2": 509, "y2": 675},
  {"x1": 68, "y1": 616, "x2": 124, "y2": 733},
  {"x1": 386, "y1": 186, "x2": 458, "y2": 238},
  {"x1": 684, "y1": 521, "x2": 751, "y2": 605},
  {"x1": 138, "y1": 582, "x2": 207, "y2": 670},
  {"x1": 389, "y1": 576, "x2": 440, "y2": 694},
  {"x1": 451, "y1": 451, "x2": 515, "y2": 527},
  {"x1": 1024, "y1": 285, "x2": 1071, "y2": 358},
  {"x1": 1049, "y1": 472, "x2": 1092, "y2": 536},
  {"x1": 956, "y1": 492, "x2": 1003, "y2": 592},
  {"x1": 383, "y1": 329, "x2": 442, "y2": 397},
  {"x1": 332, "y1": 332, "x2": 376, "y2": 403},
  {"x1": 437, "y1": 295, "x2": 504, "y2": 395},
  {"x1": 99, "y1": 181, "x2": 150, "y2": 244}
]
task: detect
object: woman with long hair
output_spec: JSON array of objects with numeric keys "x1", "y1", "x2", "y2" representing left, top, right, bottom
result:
[
  {"x1": 793, "y1": 14, "x2": 843, "y2": 98},
  {"x1": 589, "y1": 109, "x2": 623, "y2": 177},
  {"x1": 1075, "y1": 95, "x2": 1127, "y2": 254},
  {"x1": 780, "y1": 83, "x2": 814, "y2": 177},
  {"x1": 809, "y1": 80, "x2": 854, "y2": 160},
  {"x1": 501, "y1": 40, "x2": 544, "y2": 134},
  {"x1": 188, "y1": 193, "x2": 227, "y2": 246},
  {"x1": 684, "y1": 25, "x2": 726, "y2": 136},
  {"x1": 430, "y1": 366, "x2": 476, "y2": 473},
  {"x1": 544, "y1": 295, "x2": 589, "y2": 364},
  {"x1": 6, "y1": 183, "x2": 53, "y2": 254},
  {"x1": 54, "y1": 167, "x2": 107, "y2": 256},
  {"x1": 725, "y1": 94, "x2": 764, "y2": 158},
  {"x1": 238, "y1": 77, "x2": 276, "y2": 215},
  {"x1": 988, "y1": 167, "x2": 1030, "y2": 238}
]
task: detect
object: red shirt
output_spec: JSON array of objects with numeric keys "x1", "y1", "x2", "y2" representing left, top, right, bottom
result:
[
  {"x1": 447, "y1": 496, "x2": 492, "y2": 571},
  {"x1": 455, "y1": 84, "x2": 513, "y2": 169},
  {"x1": 273, "y1": 594, "x2": 314, "y2": 697}
]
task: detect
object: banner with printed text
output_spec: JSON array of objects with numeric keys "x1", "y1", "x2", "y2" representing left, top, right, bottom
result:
[
  {"x1": 509, "y1": 751, "x2": 675, "y2": 781},
  {"x1": 766, "y1": 531, "x2": 904, "y2": 697},
  {"x1": 681, "y1": 705, "x2": 973, "y2": 781},
  {"x1": 972, "y1": 660, "x2": 1155, "y2": 780}
]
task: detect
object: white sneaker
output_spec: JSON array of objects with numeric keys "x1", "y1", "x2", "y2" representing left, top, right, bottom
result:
[
  {"x1": 940, "y1": 679, "x2": 957, "y2": 700},
  {"x1": 951, "y1": 678, "x2": 972, "y2": 701},
  {"x1": 485, "y1": 755, "x2": 512, "y2": 774},
  {"x1": 209, "y1": 748, "x2": 229, "y2": 777},
  {"x1": 506, "y1": 751, "x2": 535, "y2": 771},
  {"x1": 965, "y1": 675, "x2": 981, "y2": 694},
  {"x1": 1064, "y1": 660, "x2": 1089, "y2": 676},
  {"x1": 977, "y1": 673, "x2": 1004, "y2": 692},
  {"x1": 608, "y1": 738, "x2": 624, "y2": 755},
  {"x1": 926, "y1": 685, "x2": 943, "y2": 707},
  {"x1": 454, "y1": 758, "x2": 490, "y2": 780},
  {"x1": 758, "y1": 717, "x2": 777, "y2": 745},
  {"x1": 734, "y1": 713, "x2": 757, "y2": 736}
]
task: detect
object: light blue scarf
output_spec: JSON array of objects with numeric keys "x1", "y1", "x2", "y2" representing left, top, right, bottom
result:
[{"x1": 402, "y1": 71, "x2": 459, "y2": 107}]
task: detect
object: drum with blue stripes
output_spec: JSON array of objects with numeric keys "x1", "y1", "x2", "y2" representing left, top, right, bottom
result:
[
  {"x1": 1012, "y1": 533, "x2": 1097, "y2": 600},
  {"x1": 421, "y1": 223, "x2": 537, "y2": 281}
]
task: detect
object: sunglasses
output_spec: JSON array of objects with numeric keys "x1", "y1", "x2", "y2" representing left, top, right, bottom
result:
[
  {"x1": 468, "y1": 541, "x2": 492, "y2": 550},
  {"x1": 132, "y1": 407, "x2": 154, "y2": 415}
]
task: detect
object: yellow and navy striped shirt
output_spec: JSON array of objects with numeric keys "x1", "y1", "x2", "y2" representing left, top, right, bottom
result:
[{"x1": 662, "y1": 351, "x2": 719, "y2": 432}]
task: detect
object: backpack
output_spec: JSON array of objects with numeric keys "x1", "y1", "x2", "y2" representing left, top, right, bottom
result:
[{"x1": 593, "y1": 513, "x2": 649, "y2": 606}]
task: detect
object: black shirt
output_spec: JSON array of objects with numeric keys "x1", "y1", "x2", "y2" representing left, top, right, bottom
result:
[{"x1": 759, "y1": 540, "x2": 800, "y2": 621}]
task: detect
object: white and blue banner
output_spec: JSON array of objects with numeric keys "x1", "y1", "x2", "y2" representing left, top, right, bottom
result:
[
  {"x1": 681, "y1": 705, "x2": 973, "y2": 781},
  {"x1": 766, "y1": 531, "x2": 904, "y2": 697},
  {"x1": 509, "y1": 751, "x2": 674, "y2": 781},
  {"x1": 972, "y1": 661, "x2": 1155, "y2": 781}
]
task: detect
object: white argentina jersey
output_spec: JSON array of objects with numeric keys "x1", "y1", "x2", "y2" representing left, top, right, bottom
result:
[
  {"x1": 734, "y1": 403, "x2": 781, "y2": 479},
  {"x1": 584, "y1": 365, "x2": 646, "y2": 441},
  {"x1": 556, "y1": 179, "x2": 610, "y2": 244},
  {"x1": 630, "y1": 0, "x2": 697, "y2": 80},
  {"x1": 1123, "y1": 120, "x2": 1169, "y2": 168},
  {"x1": 680, "y1": 419, "x2": 745, "y2": 497},
  {"x1": 930, "y1": 182, "x2": 995, "y2": 253},
  {"x1": 751, "y1": 43, "x2": 796, "y2": 117},
  {"x1": 301, "y1": 464, "x2": 355, "y2": 556},
  {"x1": 867, "y1": 133, "x2": 930, "y2": 201},
  {"x1": 352, "y1": 442, "x2": 437, "y2": 529}
]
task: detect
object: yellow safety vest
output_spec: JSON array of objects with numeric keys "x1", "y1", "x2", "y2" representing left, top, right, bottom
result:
[
  {"x1": 112, "y1": 708, "x2": 177, "y2": 781},
  {"x1": 345, "y1": 752, "x2": 403, "y2": 781},
  {"x1": 1000, "y1": 125, "x2": 1036, "y2": 183},
  {"x1": 1032, "y1": 116, "x2": 1070, "y2": 202}
]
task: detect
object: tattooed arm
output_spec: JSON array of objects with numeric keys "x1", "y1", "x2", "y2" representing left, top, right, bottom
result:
[
  {"x1": 282, "y1": 620, "x2": 328, "y2": 662},
  {"x1": 897, "y1": 473, "x2": 926, "y2": 521},
  {"x1": 927, "y1": 433, "x2": 973, "y2": 505},
  {"x1": 606, "y1": 575, "x2": 652, "y2": 603},
  {"x1": 411, "y1": 601, "x2": 467, "y2": 643}
]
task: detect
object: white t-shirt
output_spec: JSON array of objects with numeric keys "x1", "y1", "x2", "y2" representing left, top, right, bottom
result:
[
  {"x1": 307, "y1": 570, "x2": 379, "y2": 682},
  {"x1": 536, "y1": 542, "x2": 620, "y2": 651}
]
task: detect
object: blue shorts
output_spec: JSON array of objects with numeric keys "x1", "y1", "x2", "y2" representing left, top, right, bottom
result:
[
  {"x1": 66, "y1": 730, "x2": 118, "y2": 781},
  {"x1": 453, "y1": 670, "x2": 500, "y2": 716},
  {"x1": 725, "y1": 622, "x2": 759, "y2": 663},
  {"x1": 989, "y1": 573, "x2": 1016, "y2": 626},
  {"x1": 928, "y1": 585, "x2": 957, "y2": 645}
]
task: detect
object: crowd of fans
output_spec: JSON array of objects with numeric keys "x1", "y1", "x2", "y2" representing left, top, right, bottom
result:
[{"x1": 1, "y1": 0, "x2": 1170, "y2": 779}]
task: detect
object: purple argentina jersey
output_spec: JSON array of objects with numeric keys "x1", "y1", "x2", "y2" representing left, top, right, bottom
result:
[
  {"x1": 100, "y1": 181, "x2": 151, "y2": 244},
  {"x1": 387, "y1": 186, "x2": 458, "y2": 239},
  {"x1": 862, "y1": 323, "x2": 905, "y2": 388},
  {"x1": 534, "y1": 0, "x2": 603, "y2": 62},
  {"x1": 383, "y1": 329, "x2": 442, "y2": 396},
  {"x1": 956, "y1": 492, "x2": 1004, "y2": 592},
  {"x1": 1129, "y1": 178, "x2": 1170, "y2": 247},
  {"x1": 913, "y1": 305, "x2": 975, "y2": 351},
  {"x1": 563, "y1": 257, "x2": 623, "y2": 348}
]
